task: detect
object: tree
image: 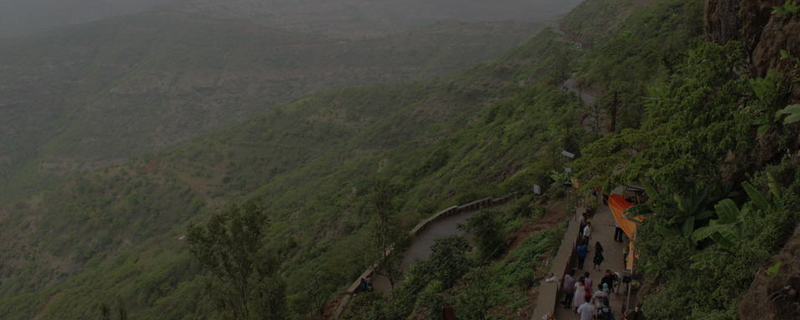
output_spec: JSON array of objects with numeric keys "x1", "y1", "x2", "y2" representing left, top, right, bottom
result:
[
  {"x1": 423, "y1": 236, "x2": 472, "y2": 288},
  {"x1": 367, "y1": 178, "x2": 407, "y2": 289},
  {"x1": 462, "y1": 210, "x2": 506, "y2": 261},
  {"x1": 585, "y1": 101, "x2": 605, "y2": 139},
  {"x1": 187, "y1": 202, "x2": 286, "y2": 320},
  {"x1": 415, "y1": 281, "x2": 445, "y2": 320},
  {"x1": 455, "y1": 267, "x2": 495, "y2": 320}
]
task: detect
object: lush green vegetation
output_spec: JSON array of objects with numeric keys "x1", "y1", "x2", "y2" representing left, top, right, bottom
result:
[
  {"x1": 0, "y1": 12, "x2": 541, "y2": 201},
  {"x1": 344, "y1": 220, "x2": 564, "y2": 320},
  {"x1": 0, "y1": 26, "x2": 586, "y2": 319},
  {"x1": 3, "y1": 0, "x2": 798, "y2": 319},
  {"x1": 570, "y1": 0, "x2": 800, "y2": 319},
  {"x1": 187, "y1": 203, "x2": 286, "y2": 320}
]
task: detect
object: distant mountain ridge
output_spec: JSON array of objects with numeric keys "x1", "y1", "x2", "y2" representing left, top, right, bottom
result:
[
  {"x1": 0, "y1": 10, "x2": 542, "y2": 199},
  {"x1": 166, "y1": 0, "x2": 584, "y2": 38},
  {"x1": 0, "y1": 0, "x2": 582, "y2": 38}
]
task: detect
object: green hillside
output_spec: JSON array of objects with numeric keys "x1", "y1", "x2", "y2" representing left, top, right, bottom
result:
[
  {"x1": 0, "y1": 24, "x2": 584, "y2": 319},
  {"x1": 2, "y1": 0, "x2": 799, "y2": 319},
  {"x1": 0, "y1": 11, "x2": 540, "y2": 200}
]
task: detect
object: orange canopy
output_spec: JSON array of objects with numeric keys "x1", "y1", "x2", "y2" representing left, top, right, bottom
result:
[
  {"x1": 608, "y1": 194, "x2": 646, "y2": 270},
  {"x1": 609, "y1": 194, "x2": 643, "y2": 238}
]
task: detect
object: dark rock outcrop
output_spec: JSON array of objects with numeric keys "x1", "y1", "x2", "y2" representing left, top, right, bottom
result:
[
  {"x1": 705, "y1": 0, "x2": 800, "y2": 101},
  {"x1": 705, "y1": 3, "x2": 800, "y2": 319},
  {"x1": 740, "y1": 225, "x2": 800, "y2": 320}
]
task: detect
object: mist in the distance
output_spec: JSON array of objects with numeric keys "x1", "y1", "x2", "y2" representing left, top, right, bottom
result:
[{"x1": 0, "y1": 0, "x2": 583, "y2": 38}]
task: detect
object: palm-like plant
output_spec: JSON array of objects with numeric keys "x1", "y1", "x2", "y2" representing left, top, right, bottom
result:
[
  {"x1": 775, "y1": 104, "x2": 800, "y2": 125},
  {"x1": 691, "y1": 176, "x2": 783, "y2": 249},
  {"x1": 626, "y1": 181, "x2": 724, "y2": 237}
]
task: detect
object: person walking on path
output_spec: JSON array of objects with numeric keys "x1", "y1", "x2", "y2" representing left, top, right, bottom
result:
[
  {"x1": 583, "y1": 272, "x2": 593, "y2": 289},
  {"x1": 573, "y1": 279, "x2": 586, "y2": 311},
  {"x1": 582, "y1": 222, "x2": 592, "y2": 244},
  {"x1": 600, "y1": 270, "x2": 618, "y2": 294},
  {"x1": 614, "y1": 220, "x2": 624, "y2": 242},
  {"x1": 563, "y1": 270, "x2": 576, "y2": 309},
  {"x1": 597, "y1": 301, "x2": 615, "y2": 320},
  {"x1": 576, "y1": 243, "x2": 589, "y2": 270},
  {"x1": 593, "y1": 241, "x2": 605, "y2": 271},
  {"x1": 592, "y1": 284, "x2": 609, "y2": 308},
  {"x1": 576, "y1": 296, "x2": 596, "y2": 320}
]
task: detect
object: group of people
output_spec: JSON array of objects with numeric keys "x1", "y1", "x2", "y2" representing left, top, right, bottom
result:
[
  {"x1": 576, "y1": 214, "x2": 606, "y2": 271},
  {"x1": 562, "y1": 269, "x2": 620, "y2": 320},
  {"x1": 576, "y1": 241, "x2": 606, "y2": 271},
  {"x1": 559, "y1": 195, "x2": 640, "y2": 320}
]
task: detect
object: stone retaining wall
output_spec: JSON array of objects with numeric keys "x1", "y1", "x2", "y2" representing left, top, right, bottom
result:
[
  {"x1": 331, "y1": 192, "x2": 519, "y2": 319},
  {"x1": 531, "y1": 206, "x2": 584, "y2": 320}
]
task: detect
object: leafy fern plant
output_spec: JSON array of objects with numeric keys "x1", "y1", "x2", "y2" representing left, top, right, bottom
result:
[{"x1": 773, "y1": 0, "x2": 800, "y2": 16}]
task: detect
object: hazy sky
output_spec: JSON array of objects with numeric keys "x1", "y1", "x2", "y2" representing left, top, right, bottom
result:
[
  {"x1": 0, "y1": 0, "x2": 177, "y2": 37},
  {"x1": 0, "y1": 0, "x2": 583, "y2": 38}
]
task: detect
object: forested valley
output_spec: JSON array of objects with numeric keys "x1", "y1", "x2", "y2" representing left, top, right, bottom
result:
[{"x1": 1, "y1": 0, "x2": 799, "y2": 319}]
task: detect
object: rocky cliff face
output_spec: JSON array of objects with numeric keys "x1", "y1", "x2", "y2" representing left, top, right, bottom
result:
[
  {"x1": 706, "y1": 0, "x2": 800, "y2": 101},
  {"x1": 740, "y1": 224, "x2": 800, "y2": 320},
  {"x1": 706, "y1": 2, "x2": 800, "y2": 319}
]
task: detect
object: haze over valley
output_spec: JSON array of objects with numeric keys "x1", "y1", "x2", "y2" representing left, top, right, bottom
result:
[{"x1": 2, "y1": 1, "x2": 800, "y2": 320}]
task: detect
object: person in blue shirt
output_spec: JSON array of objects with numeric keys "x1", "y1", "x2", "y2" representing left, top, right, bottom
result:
[{"x1": 576, "y1": 243, "x2": 589, "y2": 269}]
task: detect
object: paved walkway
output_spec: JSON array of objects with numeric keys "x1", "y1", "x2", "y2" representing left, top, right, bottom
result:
[
  {"x1": 400, "y1": 211, "x2": 473, "y2": 271},
  {"x1": 372, "y1": 209, "x2": 478, "y2": 293},
  {"x1": 554, "y1": 202, "x2": 629, "y2": 320}
]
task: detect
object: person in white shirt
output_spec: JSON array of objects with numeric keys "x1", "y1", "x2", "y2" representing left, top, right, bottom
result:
[
  {"x1": 576, "y1": 296, "x2": 596, "y2": 320},
  {"x1": 583, "y1": 222, "x2": 592, "y2": 243},
  {"x1": 573, "y1": 280, "x2": 586, "y2": 311},
  {"x1": 592, "y1": 284, "x2": 609, "y2": 308}
]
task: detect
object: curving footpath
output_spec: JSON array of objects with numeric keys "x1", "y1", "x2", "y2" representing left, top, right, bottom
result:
[{"x1": 332, "y1": 194, "x2": 517, "y2": 319}]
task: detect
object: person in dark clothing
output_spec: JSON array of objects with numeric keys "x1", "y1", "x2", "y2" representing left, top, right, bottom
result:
[
  {"x1": 358, "y1": 278, "x2": 368, "y2": 293},
  {"x1": 600, "y1": 270, "x2": 618, "y2": 294},
  {"x1": 626, "y1": 305, "x2": 644, "y2": 320},
  {"x1": 593, "y1": 242, "x2": 604, "y2": 270},
  {"x1": 576, "y1": 244, "x2": 589, "y2": 269},
  {"x1": 597, "y1": 301, "x2": 614, "y2": 320},
  {"x1": 614, "y1": 221, "x2": 624, "y2": 242},
  {"x1": 593, "y1": 249, "x2": 605, "y2": 271}
]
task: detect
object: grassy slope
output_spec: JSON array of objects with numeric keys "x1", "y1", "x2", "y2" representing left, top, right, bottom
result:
[
  {"x1": 0, "y1": 11, "x2": 540, "y2": 200},
  {"x1": 0, "y1": 27, "x2": 585, "y2": 319}
]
